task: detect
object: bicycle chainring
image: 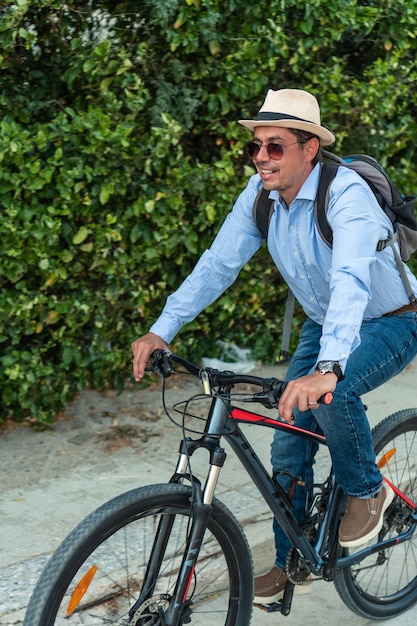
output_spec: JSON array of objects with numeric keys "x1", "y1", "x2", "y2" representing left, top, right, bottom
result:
[{"x1": 286, "y1": 548, "x2": 312, "y2": 585}]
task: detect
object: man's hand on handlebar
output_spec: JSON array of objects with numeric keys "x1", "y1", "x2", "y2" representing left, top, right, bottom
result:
[
  {"x1": 132, "y1": 333, "x2": 169, "y2": 381},
  {"x1": 278, "y1": 371, "x2": 336, "y2": 423},
  {"x1": 133, "y1": 349, "x2": 333, "y2": 414}
]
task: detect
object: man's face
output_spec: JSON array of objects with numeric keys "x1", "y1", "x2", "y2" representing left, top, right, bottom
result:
[{"x1": 249, "y1": 126, "x2": 317, "y2": 204}]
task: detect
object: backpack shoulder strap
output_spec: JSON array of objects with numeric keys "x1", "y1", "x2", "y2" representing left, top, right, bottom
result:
[
  {"x1": 253, "y1": 187, "x2": 274, "y2": 239},
  {"x1": 314, "y1": 161, "x2": 340, "y2": 247}
]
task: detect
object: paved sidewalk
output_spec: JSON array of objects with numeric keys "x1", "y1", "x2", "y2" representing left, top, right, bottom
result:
[{"x1": 1, "y1": 361, "x2": 417, "y2": 625}]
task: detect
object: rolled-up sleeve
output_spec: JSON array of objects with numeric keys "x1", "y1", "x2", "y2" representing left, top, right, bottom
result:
[{"x1": 150, "y1": 176, "x2": 263, "y2": 343}]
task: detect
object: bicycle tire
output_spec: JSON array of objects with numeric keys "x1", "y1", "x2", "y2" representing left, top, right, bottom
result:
[
  {"x1": 23, "y1": 482, "x2": 254, "y2": 625},
  {"x1": 334, "y1": 408, "x2": 417, "y2": 619}
]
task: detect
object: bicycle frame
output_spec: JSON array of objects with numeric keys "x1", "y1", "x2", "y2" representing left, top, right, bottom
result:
[
  {"x1": 23, "y1": 349, "x2": 417, "y2": 626},
  {"x1": 133, "y1": 352, "x2": 417, "y2": 623},
  {"x1": 170, "y1": 393, "x2": 417, "y2": 595}
]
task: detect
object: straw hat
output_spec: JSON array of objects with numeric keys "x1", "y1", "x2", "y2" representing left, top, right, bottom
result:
[{"x1": 238, "y1": 88, "x2": 335, "y2": 146}]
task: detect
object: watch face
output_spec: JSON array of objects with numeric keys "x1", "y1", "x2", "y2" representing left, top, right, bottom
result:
[{"x1": 316, "y1": 360, "x2": 343, "y2": 381}]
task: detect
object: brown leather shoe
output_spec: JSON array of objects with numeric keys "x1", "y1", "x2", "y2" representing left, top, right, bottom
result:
[
  {"x1": 254, "y1": 566, "x2": 312, "y2": 604},
  {"x1": 339, "y1": 482, "x2": 395, "y2": 548},
  {"x1": 254, "y1": 566, "x2": 287, "y2": 603}
]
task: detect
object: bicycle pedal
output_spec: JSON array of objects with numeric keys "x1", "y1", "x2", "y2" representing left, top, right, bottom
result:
[{"x1": 253, "y1": 601, "x2": 282, "y2": 613}]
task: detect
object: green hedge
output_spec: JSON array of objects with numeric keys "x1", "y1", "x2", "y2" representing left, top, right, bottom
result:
[{"x1": 1, "y1": 0, "x2": 417, "y2": 425}]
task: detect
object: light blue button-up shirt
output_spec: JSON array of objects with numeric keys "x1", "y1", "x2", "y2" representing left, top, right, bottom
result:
[{"x1": 150, "y1": 163, "x2": 417, "y2": 369}]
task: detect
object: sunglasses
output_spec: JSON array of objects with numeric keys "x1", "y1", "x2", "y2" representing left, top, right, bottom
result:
[{"x1": 246, "y1": 140, "x2": 304, "y2": 160}]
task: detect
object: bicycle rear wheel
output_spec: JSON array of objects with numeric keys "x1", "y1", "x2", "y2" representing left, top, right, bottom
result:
[
  {"x1": 23, "y1": 483, "x2": 253, "y2": 625},
  {"x1": 334, "y1": 408, "x2": 417, "y2": 619}
]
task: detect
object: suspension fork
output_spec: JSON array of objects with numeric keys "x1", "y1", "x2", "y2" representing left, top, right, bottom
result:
[
  {"x1": 163, "y1": 393, "x2": 231, "y2": 623},
  {"x1": 131, "y1": 432, "x2": 228, "y2": 621},
  {"x1": 129, "y1": 443, "x2": 226, "y2": 624},
  {"x1": 129, "y1": 509, "x2": 178, "y2": 618},
  {"x1": 173, "y1": 387, "x2": 231, "y2": 503},
  {"x1": 132, "y1": 387, "x2": 231, "y2": 622},
  {"x1": 162, "y1": 484, "x2": 217, "y2": 624},
  {"x1": 151, "y1": 436, "x2": 226, "y2": 624}
]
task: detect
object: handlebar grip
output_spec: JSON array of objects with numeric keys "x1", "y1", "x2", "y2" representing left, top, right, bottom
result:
[
  {"x1": 321, "y1": 392, "x2": 333, "y2": 405},
  {"x1": 147, "y1": 349, "x2": 176, "y2": 378},
  {"x1": 251, "y1": 385, "x2": 333, "y2": 410},
  {"x1": 273, "y1": 387, "x2": 333, "y2": 406},
  {"x1": 147, "y1": 350, "x2": 201, "y2": 378}
]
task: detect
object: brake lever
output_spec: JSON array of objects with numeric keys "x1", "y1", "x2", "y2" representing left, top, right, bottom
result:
[
  {"x1": 242, "y1": 390, "x2": 278, "y2": 410},
  {"x1": 243, "y1": 382, "x2": 287, "y2": 409},
  {"x1": 245, "y1": 385, "x2": 333, "y2": 410}
]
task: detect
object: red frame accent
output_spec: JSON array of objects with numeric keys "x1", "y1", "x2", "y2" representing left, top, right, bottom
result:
[
  {"x1": 384, "y1": 476, "x2": 416, "y2": 510},
  {"x1": 229, "y1": 407, "x2": 415, "y2": 510},
  {"x1": 230, "y1": 406, "x2": 327, "y2": 442}
]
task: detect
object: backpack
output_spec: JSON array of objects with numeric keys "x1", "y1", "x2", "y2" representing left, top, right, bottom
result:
[{"x1": 253, "y1": 149, "x2": 417, "y2": 356}]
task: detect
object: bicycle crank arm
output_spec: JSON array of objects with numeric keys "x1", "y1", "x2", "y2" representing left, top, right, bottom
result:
[{"x1": 253, "y1": 579, "x2": 294, "y2": 616}]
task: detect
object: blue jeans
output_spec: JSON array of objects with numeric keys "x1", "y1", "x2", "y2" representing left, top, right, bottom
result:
[{"x1": 272, "y1": 313, "x2": 417, "y2": 569}]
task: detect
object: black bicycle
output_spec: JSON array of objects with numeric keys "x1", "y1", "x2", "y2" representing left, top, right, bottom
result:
[{"x1": 24, "y1": 350, "x2": 417, "y2": 625}]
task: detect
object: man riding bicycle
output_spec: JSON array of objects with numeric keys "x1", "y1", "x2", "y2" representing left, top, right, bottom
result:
[{"x1": 132, "y1": 88, "x2": 417, "y2": 604}]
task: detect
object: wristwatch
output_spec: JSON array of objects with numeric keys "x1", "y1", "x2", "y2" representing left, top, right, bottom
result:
[{"x1": 315, "y1": 360, "x2": 344, "y2": 382}]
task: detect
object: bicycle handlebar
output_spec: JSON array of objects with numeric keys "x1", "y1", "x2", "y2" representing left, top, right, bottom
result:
[{"x1": 147, "y1": 349, "x2": 332, "y2": 410}]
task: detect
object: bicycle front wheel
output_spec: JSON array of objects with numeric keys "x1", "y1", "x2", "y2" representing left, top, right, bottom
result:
[
  {"x1": 23, "y1": 483, "x2": 253, "y2": 625},
  {"x1": 334, "y1": 408, "x2": 417, "y2": 619}
]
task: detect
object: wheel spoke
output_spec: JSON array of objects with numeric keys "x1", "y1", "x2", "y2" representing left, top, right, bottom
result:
[
  {"x1": 24, "y1": 484, "x2": 253, "y2": 625},
  {"x1": 334, "y1": 409, "x2": 417, "y2": 619}
]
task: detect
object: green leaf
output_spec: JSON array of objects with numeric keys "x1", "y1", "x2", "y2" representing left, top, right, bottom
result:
[
  {"x1": 2, "y1": 0, "x2": 417, "y2": 426},
  {"x1": 72, "y1": 226, "x2": 90, "y2": 245},
  {"x1": 99, "y1": 184, "x2": 114, "y2": 205}
]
